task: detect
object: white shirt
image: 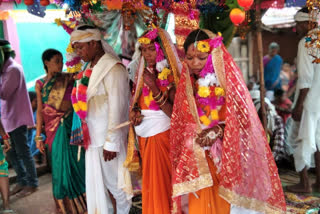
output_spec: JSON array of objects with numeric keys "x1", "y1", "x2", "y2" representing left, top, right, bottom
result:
[
  {"x1": 87, "y1": 63, "x2": 130, "y2": 151},
  {"x1": 293, "y1": 29, "x2": 320, "y2": 113}
]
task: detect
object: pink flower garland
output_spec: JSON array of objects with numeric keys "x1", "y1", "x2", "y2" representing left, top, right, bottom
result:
[
  {"x1": 199, "y1": 54, "x2": 214, "y2": 78},
  {"x1": 66, "y1": 57, "x2": 81, "y2": 67}
]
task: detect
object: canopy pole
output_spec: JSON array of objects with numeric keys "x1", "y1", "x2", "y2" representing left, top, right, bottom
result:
[{"x1": 256, "y1": 0, "x2": 267, "y2": 131}]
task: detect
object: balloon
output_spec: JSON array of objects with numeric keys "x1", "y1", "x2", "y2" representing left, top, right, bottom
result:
[
  {"x1": 237, "y1": 0, "x2": 253, "y2": 10},
  {"x1": 24, "y1": 0, "x2": 34, "y2": 5},
  {"x1": 229, "y1": 8, "x2": 245, "y2": 26}
]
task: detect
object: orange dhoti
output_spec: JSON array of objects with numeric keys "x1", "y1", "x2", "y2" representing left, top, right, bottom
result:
[
  {"x1": 189, "y1": 151, "x2": 230, "y2": 214},
  {"x1": 139, "y1": 130, "x2": 172, "y2": 214}
]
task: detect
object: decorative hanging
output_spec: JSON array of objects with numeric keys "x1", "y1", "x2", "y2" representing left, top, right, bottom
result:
[
  {"x1": 39, "y1": 0, "x2": 50, "y2": 6},
  {"x1": 229, "y1": 8, "x2": 245, "y2": 26},
  {"x1": 172, "y1": 0, "x2": 200, "y2": 55},
  {"x1": 304, "y1": 0, "x2": 320, "y2": 64},
  {"x1": 237, "y1": 10, "x2": 252, "y2": 39},
  {"x1": 24, "y1": 0, "x2": 34, "y2": 6},
  {"x1": 27, "y1": 0, "x2": 46, "y2": 17}
]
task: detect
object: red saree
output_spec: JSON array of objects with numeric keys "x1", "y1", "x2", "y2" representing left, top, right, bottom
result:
[{"x1": 170, "y1": 44, "x2": 286, "y2": 214}]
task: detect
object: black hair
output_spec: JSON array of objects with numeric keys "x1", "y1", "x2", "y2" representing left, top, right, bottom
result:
[
  {"x1": 28, "y1": 91, "x2": 36, "y2": 102},
  {"x1": 0, "y1": 39, "x2": 12, "y2": 61},
  {"x1": 76, "y1": 25, "x2": 96, "y2": 31},
  {"x1": 274, "y1": 89, "x2": 284, "y2": 97},
  {"x1": 183, "y1": 29, "x2": 210, "y2": 52},
  {"x1": 41, "y1": 49, "x2": 62, "y2": 73},
  {"x1": 298, "y1": 7, "x2": 309, "y2": 14}
]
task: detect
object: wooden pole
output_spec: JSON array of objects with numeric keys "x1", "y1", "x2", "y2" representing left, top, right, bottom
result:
[{"x1": 255, "y1": 0, "x2": 267, "y2": 131}]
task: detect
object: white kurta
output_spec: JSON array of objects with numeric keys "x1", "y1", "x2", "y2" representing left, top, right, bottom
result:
[
  {"x1": 85, "y1": 54, "x2": 132, "y2": 214},
  {"x1": 288, "y1": 29, "x2": 320, "y2": 172}
]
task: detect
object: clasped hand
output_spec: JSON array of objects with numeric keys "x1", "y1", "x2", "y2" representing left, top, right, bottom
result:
[
  {"x1": 129, "y1": 110, "x2": 144, "y2": 126},
  {"x1": 195, "y1": 126, "x2": 223, "y2": 147}
]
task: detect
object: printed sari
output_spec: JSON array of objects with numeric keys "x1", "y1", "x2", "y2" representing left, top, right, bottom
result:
[{"x1": 37, "y1": 73, "x2": 86, "y2": 214}]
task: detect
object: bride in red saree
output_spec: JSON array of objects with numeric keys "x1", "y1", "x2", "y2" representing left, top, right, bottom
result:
[{"x1": 170, "y1": 29, "x2": 286, "y2": 214}]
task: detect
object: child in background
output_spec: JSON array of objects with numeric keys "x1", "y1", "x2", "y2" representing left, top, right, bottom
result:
[
  {"x1": 28, "y1": 92, "x2": 42, "y2": 163},
  {"x1": 273, "y1": 89, "x2": 292, "y2": 124}
]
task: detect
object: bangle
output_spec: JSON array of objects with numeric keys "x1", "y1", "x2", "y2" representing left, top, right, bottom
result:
[
  {"x1": 155, "y1": 92, "x2": 165, "y2": 104},
  {"x1": 153, "y1": 91, "x2": 162, "y2": 100},
  {"x1": 2, "y1": 134, "x2": 9, "y2": 140},
  {"x1": 34, "y1": 135, "x2": 44, "y2": 142},
  {"x1": 216, "y1": 125, "x2": 224, "y2": 138},
  {"x1": 159, "y1": 95, "x2": 168, "y2": 107}
]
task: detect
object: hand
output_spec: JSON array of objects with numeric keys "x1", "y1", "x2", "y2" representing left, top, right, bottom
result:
[
  {"x1": 292, "y1": 105, "x2": 303, "y2": 122},
  {"x1": 103, "y1": 149, "x2": 117, "y2": 161},
  {"x1": 3, "y1": 139, "x2": 11, "y2": 153},
  {"x1": 143, "y1": 68, "x2": 158, "y2": 92},
  {"x1": 36, "y1": 141, "x2": 45, "y2": 154},
  {"x1": 195, "y1": 126, "x2": 223, "y2": 147},
  {"x1": 129, "y1": 110, "x2": 144, "y2": 126}
]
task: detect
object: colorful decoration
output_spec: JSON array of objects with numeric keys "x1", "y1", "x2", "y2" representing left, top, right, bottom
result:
[
  {"x1": 104, "y1": 0, "x2": 122, "y2": 10},
  {"x1": 71, "y1": 69, "x2": 93, "y2": 120},
  {"x1": 27, "y1": 0, "x2": 46, "y2": 17},
  {"x1": 229, "y1": 8, "x2": 245, "y2": 26},
  {"x1": 24, "y1": 0, "x2": 34, "y2": 5},
  {"x1": 142, "y1": 59, "x2": 172, "y2": 110},
  {"x1": 0, "y1": 11, "x2": 9, "y2": 20},
  {"x1": 193, "y1": 38, "x2": 225, "y2": 128},
  {"x1": 39, "y1": 0, "x2": 50, "y2": 6},
  {"x1": 195, "y1": 36, "x2": 223, "y2": 53},
  {"x1": 172, "y1": 1, "x2": 200, "y2": 55},
  {"x1": 55, "y1": 18, "x2": 83, "y2": 73},
  {"x1": 237, "y1": 0, "x2": 253, "y2": 10},
  {"x1": 305, "y1": 28, "x2": 320, "y2": 64},
  {"x1": 195, "y1": 55, "x2": 225, "y2": 127}
]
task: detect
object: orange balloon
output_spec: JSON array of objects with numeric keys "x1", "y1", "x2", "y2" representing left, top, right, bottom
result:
[
  {"x1": 229, "y1": 8, "x2": 245, "y2": 26},
  {"x1": 237, "y1": 0, "x2": 253, "y2": 10}
]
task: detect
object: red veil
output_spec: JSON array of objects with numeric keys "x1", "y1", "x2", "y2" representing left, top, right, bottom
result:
[{"x1": 170, "y1": 34, "x2": 286, "y2": 213}]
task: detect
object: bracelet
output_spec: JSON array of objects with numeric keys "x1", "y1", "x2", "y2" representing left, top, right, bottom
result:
[
  {"x1": 34, "y1": 135, "x2": 44, "y2": 142},
  {"x1": 155, "y1": 92, "x2": 166, "y2": 104},
  {"x1": 153, "y1": 91, "x2": 162, "y2": 100},
  {"x1": 2, "y1": 134, "x2": 9, "y2": 140},
  {"x1": 216, "y1": 125, "x2": 224, "y2": 138},
  {"x1": 159, "y1": 95, "x2": 169, "y2": 107}
]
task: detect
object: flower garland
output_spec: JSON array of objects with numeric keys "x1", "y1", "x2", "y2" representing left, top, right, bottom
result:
[
  {"x1": 138, "y1": 29, "x2": 172, "y2": 111},
  {"x1": 194, "y1": 35, "x2": 225, "y2": 127},
  {"x1": 71, "y1": 69, "x2": 93, "y2": 120},
  {"x1": 142, "y1": 59, "x2": 172, "y2": 110},
  {"x1": 55, "y1": 18, "x2": 83, "y2": 73}
]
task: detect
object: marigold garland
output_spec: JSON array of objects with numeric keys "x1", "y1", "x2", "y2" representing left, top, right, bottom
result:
[{"x1": 71, "y1": 69, "x2": 93, "y2": 120}]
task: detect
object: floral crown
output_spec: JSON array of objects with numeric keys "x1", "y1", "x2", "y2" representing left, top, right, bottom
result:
[
  {"x1": 138, "y1": 25, "x2": 158, "y2": 45},
  {"x1": 195, "y1": 33, "x2": 223, "y2": 53}
]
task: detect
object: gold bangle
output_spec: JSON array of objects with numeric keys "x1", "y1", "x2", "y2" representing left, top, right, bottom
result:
[
  {"x1": 34, "y1": 136, "x2": 44, "y2": 142},
  {"x1": 153, "y1": 91, "x2": 162, "y2": 100},
  {"x1": 155, "y1": 92, "x2": 165, "y2": 103},
  {"x1": 159, "y1": 95, "x2": 168, "y2": 107}
]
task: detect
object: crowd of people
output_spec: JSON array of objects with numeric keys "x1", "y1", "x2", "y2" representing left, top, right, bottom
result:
[
  {"x1": 0, "y1": 6, "x2": 318, "y2": 214},
  {"x1": 250, "y1": 7, "x2": 320, "y2": 196}
]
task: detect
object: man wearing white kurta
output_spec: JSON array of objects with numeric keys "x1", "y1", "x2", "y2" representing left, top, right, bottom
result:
[
  {"x1": 71, "y1": 25, "x2": 132, "y2": 214},
  {"x1": 287, "y1": 8, "x2": 320, "y2": 193}
]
